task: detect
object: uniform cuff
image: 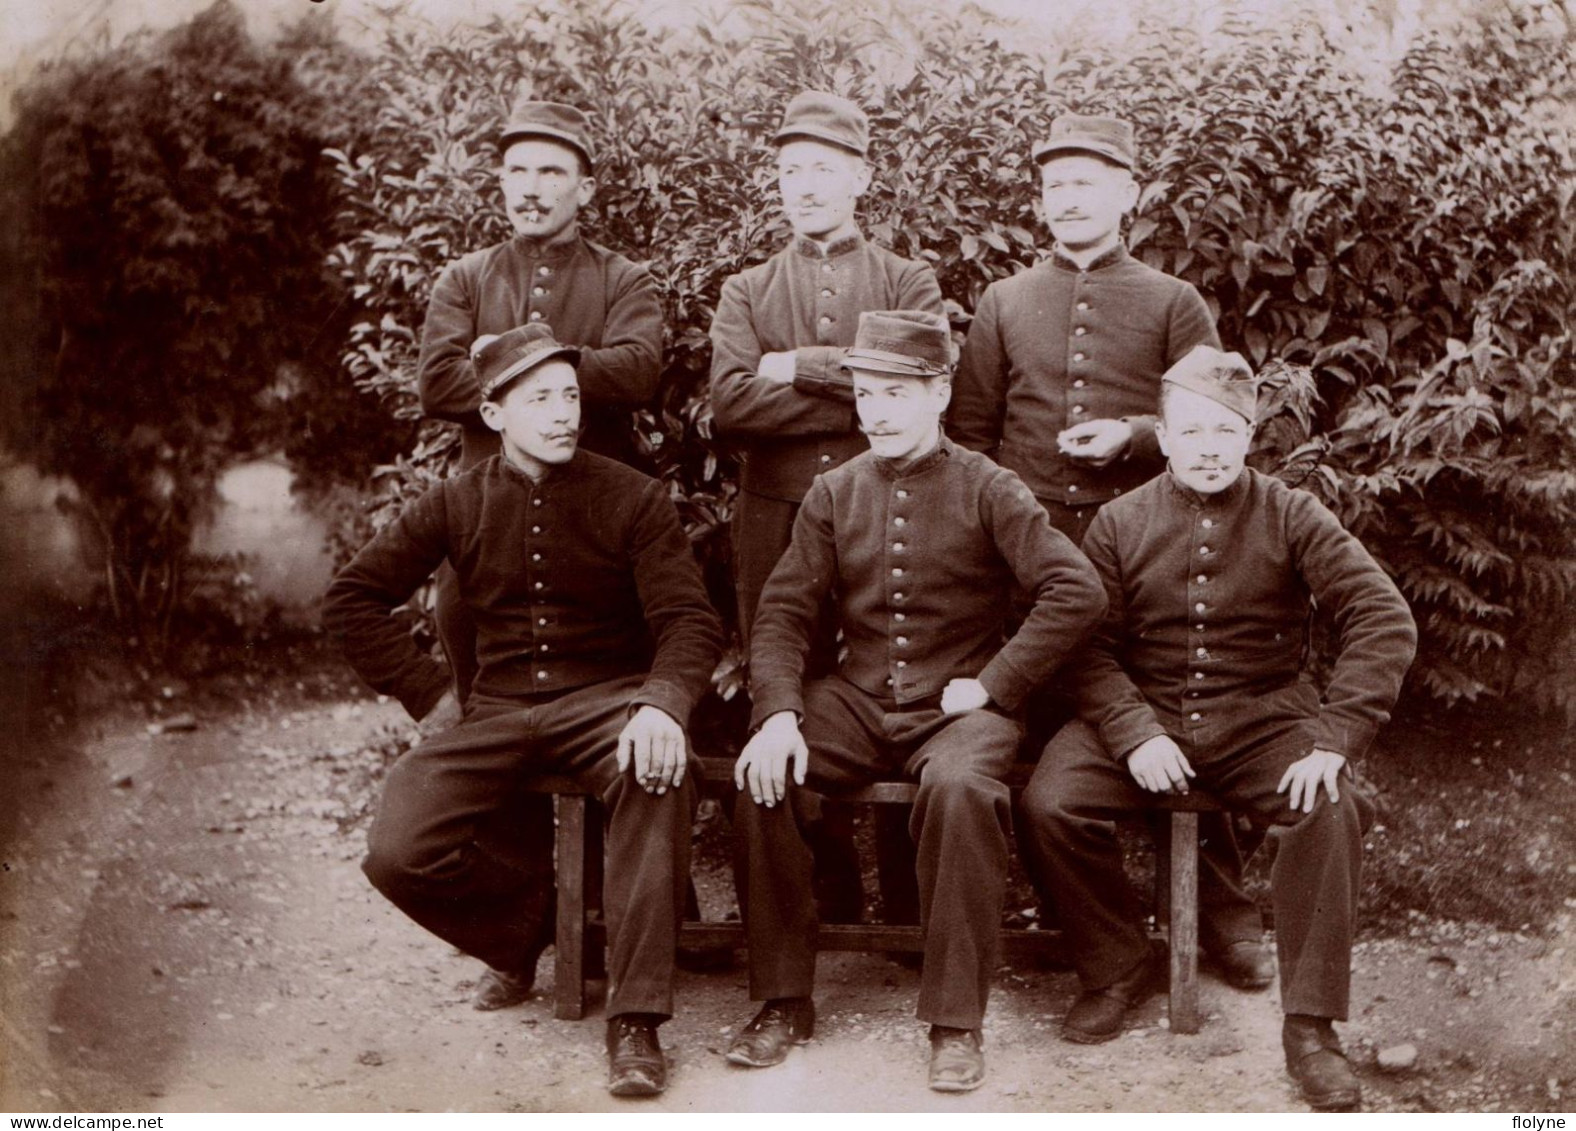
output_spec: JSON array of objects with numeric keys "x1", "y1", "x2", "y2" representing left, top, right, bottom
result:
[
  {"x1": 1311, "y1": 715, "x2": 1374, "y2": 762},
  {"x1": 792, "y1": 347, "x2": 856, "y2": 405},
  {"x1": 632, "y1": 680, "x2": 695, "y2": 731},
  {"x1": 1099, "y1": 711, "x2": 1169, "y2": 763},
  {"x1": 748, "y1": 681, "x2": 805, "y2": 732},
  {"x1": 401, "y1": 664, "x2": 453, "y2": 723},
  {"x1": 978, "y1": 655, "x2": 1033, "y2": 712}
]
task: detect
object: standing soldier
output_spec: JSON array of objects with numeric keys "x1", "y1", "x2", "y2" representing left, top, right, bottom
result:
[
  {"x1": 414, "y1": 100, "x2": 664, "y2": 1009},
  {"x1": 709, "y1": 91, "x2": 943, "y2": 923},
  {"x1": 950, "y1": 113, "x2": 1271, "y2": 988},
  {"x1": 1018, "y1": 347, "x2": 1416, "y2": 1109}
]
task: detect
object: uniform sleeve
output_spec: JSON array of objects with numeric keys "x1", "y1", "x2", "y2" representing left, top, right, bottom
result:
[
  {"x1": 1071, "y1": 509, "x2": 1172, "y2": 759},
  {"x1": 626, "y1": 481, "x2": 727, "y2": 729},
  {"x1": 575, "y1": 260, "x2": 663, "y2": 411},
  {"x1": 707, "y1": 274, "x2": 860, "y2": 439},
  {"x1": 975, "y1": 470, "x2": 1107, "y2": 710},
  {"x1": 949, "y1": 284, "x2": 1007, "y2": 455},
  {"x1": 1122, "y1": 281, "x2": 1222, "y2": 466},
  {"x1": 746, "y1": 477, "x2": 839, "y2": 727},
  {"x1": 321, "y1": 487, "x2": 454, "y2": 720},
  {"x1": 1286, "y1": 491, "x2": 1418, "y2": 759},
  {"x1": 417, "y1": 260, "x2": 484, "y2": 425},
  {"x1": 790, "y1": 260, "x2": 944, "y2": 405}
]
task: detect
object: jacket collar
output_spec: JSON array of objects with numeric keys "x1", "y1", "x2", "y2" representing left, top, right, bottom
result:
[
  {"x1": 793, "y1": 230, "x2": 865, "y2": 260},
  {"x1": 873, "y1": 432, "x2": 953, "y2": 480},
  {"x1": 496, "y1": 446, "x2": 585, "y2": 487},
  {"x1": 510, "y1": 222, "x2": 583, "y2": 263},
  {"x1": 1163, "y1": 465, "x2": 1252, "y2": 509},
  {"x1": 1051, "y1": 242, "x2": 1127, "y2": 273}
]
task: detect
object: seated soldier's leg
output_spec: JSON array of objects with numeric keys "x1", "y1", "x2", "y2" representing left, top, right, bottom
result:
[
  {"x1": 1191, "y1": 811, "x2": 1273, "y2": 988},
  {"x1": 362, "y1": 699, "x2": 552, "y2": 976},
  {"x1": 435, "y1": 563, "x2": 557, "y2": 1006},
  {"x1": 729, "y1": 678, "x2": 890, "y2": 1067},
  {"x1": 901, "y1": 707, "x2": 1019, "y2": 1034}
]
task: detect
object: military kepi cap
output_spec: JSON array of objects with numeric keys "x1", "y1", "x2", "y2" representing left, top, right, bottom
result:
[
  {"x1": 841, "y1": 310, "x2": 952, "y2": 378},
  {"x1": 500, "y1": 99, "x2": 596, "y2": 172},
  {"x1": 474, "y1": 323, "x2": 581, "y2": 402},
  {"x1": 1032, "y1": 113, "x2": 1136, "y2": 169},
  {"x1": 1161, "y1": 345, "x2": 1257, "y2": 423},
  {"x1": 772, "y1": 91, "x2": 869, "y2": 157}
]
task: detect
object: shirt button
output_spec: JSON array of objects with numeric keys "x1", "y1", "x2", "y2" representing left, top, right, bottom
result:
[
  {"x1": 897, "y1": 490, "x2": 909, "y2": 499},
  {"x1": 1190, "y1": 712, "x2": 1202, "y2": 721},
  {"x1": 1202, "y1": 518, "x2": 1214, "y2": 529},
  {"x1": 896, "y1": 660, "x2": 907, "y2": 669},
  {"x1": 1071, "y1": 405, "x2": 1085, "y2": 415},
  {"x1": 1196, "y1": 647, "x2": 1207, "y2": 657},
  {"x1": 1195, "y1": 602, "x2": 1206, "y2": 613},
  {"x1": 536, "y1": 671, "x2": 549, "y2": 680},
  {"x1": 894, "y1": 517, "x2": 906, "y2": 527},
  {"x1": 893, "y1": 542, "x2": 905, "y2": 552},
  {"x1": 818, "y1": 315, "x2": 833, "y2": 325},
  {"x1": 538, "y1": 617, "x2": 547, "y2": 626},
  {"x1": 893, "y1": 592, "x2": 905, "y2": 602},
  {"x1": 822, "y1": 262, "x2": 834, "y2": 273},
  {"x1": 1197, "y1": 575, "x2": 1207, "y2": 584},
  {"x1": 537, "y1": 266, "x2": 551, "y2": 276},
  {"x1": 896, "y1": 636, "x2": 909, "y2": 646},
  {"x1": 533, "y1": 498, "x2": 543, "y2": 507},
  {"x1": 892, "y1": 567, "x2": 904, "y2": 577},
  {"x1": 894, "y1": 612, "x2": 906, "y2": 622},
  {"x1": 529, "y1": 310, "x2": 544, "y2": 321},
  {"x1": 1194, "y1": 672, "x2": 1205, "y2": 680},
  {"x1": 1076, "y1": 301, "x2": 1089, "y2": 311},
  {"x1": 820, "y1": 454, "x2": 832, "y2": 464},
  {"x1": 532, "y1": 553, "x2": 542, "y2": 562},
  {"x1": 1199, "y1": 546, "x2": 1211, "y2": 556},
  {"x1": 1195, "y1": 623, "x2": 1205, "y2": 631},
  {"x1": 886, "y1": 677, "x2": 894, "y2": 687},
  {"x1": 1074, "y1": 326, "x2": 1087, "y2": 336},
  {"x1": 1073, "y1": 352, "x2": 1086, "y2": 361},
  {"x1": 532, "y1": 285, "x2": 546, "y2": 296},
  {"x1": 1073, "y1": 379, "x2": 1086, "y2": 389},
  {"x1": 531, "y1": 525, "x2": 541, "y2": 534},
  {"x1": 1068, "y1": 485, "x2": 1079, "y2": 494},
  {"x1": 540, "y1": 644, "x2": 549, "y2": 653},
  {"x1": 534, "y1": 582, "x2": 545, "y2": 591},
  {"x1": 820, "y1": 288, "x2": 833, "y2": 297}
]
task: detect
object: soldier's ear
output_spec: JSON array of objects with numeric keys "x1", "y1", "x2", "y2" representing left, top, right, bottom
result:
[
  {"x1": 1154, "y1": 416, "x2": 1170, "y2": 458},
  {"x1": 479, "y1": 399, "x2": 506, "y2": 434},
  {"x1": 576, "y1": 175, "x2": 596, "y2": 208},
  {"x1": 852, "y1": 159, "x2": 872, "y2": 197}
]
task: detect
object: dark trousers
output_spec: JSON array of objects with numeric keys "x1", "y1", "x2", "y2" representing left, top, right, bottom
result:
[
  {"x1": 1018, "y1": 712, "x2": 1372, "y2": 1020},
  {"x1": 433, "y1": 563, "x2": 558, "y2": 951},
  {"x1": 734, "y1": 677, "x2": 1019, "y2": 1030},
  {"x1": 733, "y1": 488, "x2": 921, "y2": 924},
  {"x1": 1029, "y1": 498, "x2": 1262, "y2": 952},
  {"x1": 363, "y1": 675, "x2": 696, "y2": 1019}
]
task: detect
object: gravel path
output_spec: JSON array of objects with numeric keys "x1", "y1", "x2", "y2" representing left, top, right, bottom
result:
[{"x1": 2, "y1": 692, "x2": 1569, "y2": 1112}]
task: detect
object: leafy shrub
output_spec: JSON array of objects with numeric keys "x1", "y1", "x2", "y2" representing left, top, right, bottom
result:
[{"x1": 318, "y1": 0, "x2": 1576, "y2": 715}]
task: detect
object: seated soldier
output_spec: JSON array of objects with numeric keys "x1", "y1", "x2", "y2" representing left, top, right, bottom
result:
[
  {"x1": 1018, "y1": 345, "x2": 1417, "y2": 1110},
  {"x1": 726, "y1": 310, "x2": 1107, "y2": 1092},
  {"x1": 322, "y1": 324, "x2": 723, "y2": 1098}
]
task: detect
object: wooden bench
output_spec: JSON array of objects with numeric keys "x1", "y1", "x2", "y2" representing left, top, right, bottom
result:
[{"x1": 525, "y1": 756, "x2": 1227, "y2": 1033}]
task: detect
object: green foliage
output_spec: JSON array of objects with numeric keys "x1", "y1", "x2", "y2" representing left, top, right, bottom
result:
[
  {"x1": 0, "y1": 2, "x2": 403, "y2": 666},
  {"x1": 321, "y1": 0, "x2": 1573, "y2": 715}
]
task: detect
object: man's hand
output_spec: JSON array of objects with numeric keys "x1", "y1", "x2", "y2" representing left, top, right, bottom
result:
[
  {"x1": 418, "y1": 689, "x2": 463, "y2": 737},
  {"x1": 1277, "y1": 748, "x2": 1347, "y2": 813},
  {"x1": 617, "y1": 705, "x2": 688, "y2": 795},
  {"x1": 940, "y1": 677, "x2": 991, "y2": 715},
  {"x1": 734, "y1": 710, "x2": 807, "y2": 808},
  {"x1": 758, "y1": 351, "x2": 797, "y2": 384},
  {"x1": 1057, "y1": 418, "x2": 1133, "y2": 467},
  {"x1": 1127, "y1": 734, "x2": 1195, "y2": 794}
]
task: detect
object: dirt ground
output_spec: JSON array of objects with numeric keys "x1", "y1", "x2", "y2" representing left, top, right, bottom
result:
[{"x1": 1, "y1": 682, "x2": 1571, "y2": 1114}]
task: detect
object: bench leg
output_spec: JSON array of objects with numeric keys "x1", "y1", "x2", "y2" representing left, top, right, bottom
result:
[
  {"x1": 1168, "y1": 809, "x2": 1201, "y2": 1034},
  {"x1": 554, "y1": 795, "x2": 590, "y2": 1021}
]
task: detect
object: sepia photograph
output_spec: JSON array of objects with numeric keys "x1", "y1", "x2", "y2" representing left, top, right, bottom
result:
[{"x1": 0, "y1": 0, "x2": 1572, "y2": 1115}]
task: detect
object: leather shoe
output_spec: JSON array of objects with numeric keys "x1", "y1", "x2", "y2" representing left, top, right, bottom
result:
[
  {"x1": 1283, "y1": 1015, "x2": 1361, "y2": 1111},
  {"x1": 1213, "y1": 938, "x2": 1275, "y2": 991},
  {"x1": 1061, "y1": 946, "x2": 1166, "y2": 1044},
  {"x1": 725, "y1": 998, "x2": 815, "y2": 1067},
  {"x1": 607, "y1": 1014, "x2": 667, "y2": 1097},
  {"x1": 928, "y1": 1026, "x2": 985, "y2": 1093},
  {"x1": 471, "y1": 966, "x2": 534, "y2": 1011}
]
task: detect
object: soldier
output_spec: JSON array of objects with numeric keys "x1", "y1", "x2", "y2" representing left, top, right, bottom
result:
[
  {"x1": 726, "y1": 311, "x2": 1106, "y2": 1092},
  {"x1": 1018, "y1": 347, "x2": 1417, "y2": 1109},
  {"x1": 414, "y1": 100, "x2": 665, "y2": 1006},
  {"x1": 325, "y1": 325, "x2": 723, "y2": 1097},
  {"x1": 709, "y1": 91, "x2": 944, "y2": 924},
  {"x1": 950, "y1": 112, "x2": 1271, "y2": 988}
]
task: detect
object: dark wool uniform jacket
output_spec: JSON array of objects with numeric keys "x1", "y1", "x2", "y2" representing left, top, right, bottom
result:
[
  {"x1": 748, "y1": 437, "x2": 1108, "y2": 729},
  {"x1": 322, "y1": 451, "x2": 724, "y2": 728},
  {"x1": 418, "y1": 227, "x2": 663, "y2": 471},
  {"x1": 1074, "y1": 468, "x2": 1418, "y2": 763},
  {"x1": 950, "y1": 245, "x2": 1218, "y2": 508},
  {"x1": 708, "y1": 233, "x2": 943, "y2": 503}
]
